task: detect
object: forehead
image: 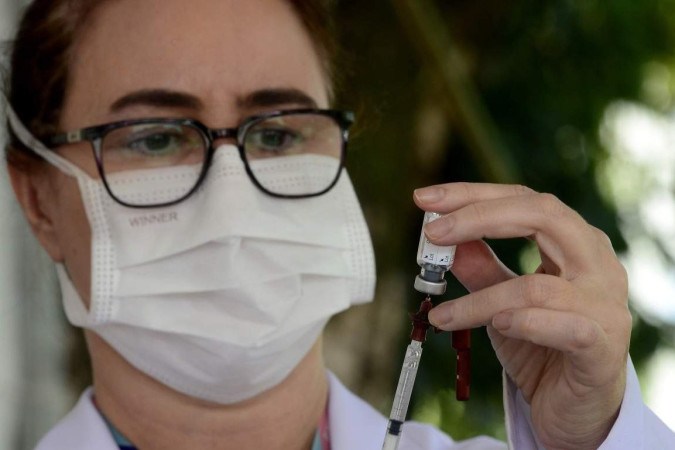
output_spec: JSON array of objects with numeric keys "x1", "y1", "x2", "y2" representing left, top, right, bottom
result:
[{"x1": 62, "y1": 0, "x2": 328, "y2": 127}]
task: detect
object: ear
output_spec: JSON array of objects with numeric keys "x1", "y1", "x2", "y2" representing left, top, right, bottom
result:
[{"x1": 8, "y1": 163, "x2": 65, "y2": 262}]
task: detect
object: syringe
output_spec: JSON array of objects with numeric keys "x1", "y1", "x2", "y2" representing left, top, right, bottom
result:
[
  {"x1": 382, "y1": 211, "x2": 471, "y2": 450},
  {"x1": 382, "y1": 297, "x2": 433, "y2": 450}
]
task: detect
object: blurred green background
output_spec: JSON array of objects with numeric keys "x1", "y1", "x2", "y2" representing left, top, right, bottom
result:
[{"x1": 322, "y1": 0, "x2": 675, "y2": 441}]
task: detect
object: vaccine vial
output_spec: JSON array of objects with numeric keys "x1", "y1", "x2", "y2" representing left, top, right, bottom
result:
[{"x1": 414, "y1": 212, "x2": 456, "y2": 296}]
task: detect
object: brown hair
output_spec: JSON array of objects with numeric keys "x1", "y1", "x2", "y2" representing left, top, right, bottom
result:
[{"x1": 3, "y1": 0, "x2": 339, "y2": 170}]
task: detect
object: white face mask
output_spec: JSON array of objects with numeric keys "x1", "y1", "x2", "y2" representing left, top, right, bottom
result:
[{"x1": 8, "y1": 107, "x2": 376, "y2": 404}]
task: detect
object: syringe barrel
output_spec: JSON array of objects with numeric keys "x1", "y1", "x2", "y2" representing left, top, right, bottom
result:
[
  {"x1": 382, "y1": 432, "x2": 400, "y2": 450},
  {"x1": 388, "y1": 340, "x2": 423, "y2": 422}
]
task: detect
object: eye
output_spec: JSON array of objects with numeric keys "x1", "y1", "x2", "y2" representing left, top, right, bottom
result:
[
  {"x1": 125, "y1": 129, "x2": 188, "y2": 156},
  {"x1": 245, "y1": 127, "x2": 302, "y2": 154},
  {"x1": 101, "y1": 122, "x2": 207, "y2": 172}
]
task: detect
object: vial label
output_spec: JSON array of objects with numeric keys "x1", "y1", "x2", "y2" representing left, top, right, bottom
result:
[
  {"x1": 420, "y1": 238, "x2": 455, "y2": 266},
  {"x1": 417, "y1": 212, "x2": 456, "y2": 269}
]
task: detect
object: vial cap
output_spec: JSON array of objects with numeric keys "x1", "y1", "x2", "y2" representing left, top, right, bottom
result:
[{"x1": 414, "y1": 275, "x2": 447, "y2": 295}]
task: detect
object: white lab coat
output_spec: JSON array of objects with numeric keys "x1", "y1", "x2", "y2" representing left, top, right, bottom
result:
[{"x1": 35, "y1": 359, "x2": 674, "y2": 450}]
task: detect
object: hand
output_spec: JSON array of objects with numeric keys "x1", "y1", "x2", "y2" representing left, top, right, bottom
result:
[{"x1": 415, "y1": 182, "x2": 631, "y2": 450}]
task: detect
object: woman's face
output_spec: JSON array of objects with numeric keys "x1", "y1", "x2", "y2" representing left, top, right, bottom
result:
[{"x1": 40, "y1": 0, "x2": 329, "y2": 302}]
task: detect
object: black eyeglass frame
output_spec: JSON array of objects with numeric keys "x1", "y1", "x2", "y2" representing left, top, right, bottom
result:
[{"x1": 44, "y1": 108, "x2": 355, "y2": 208}]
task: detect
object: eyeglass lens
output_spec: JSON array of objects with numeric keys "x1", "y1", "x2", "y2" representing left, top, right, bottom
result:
[
  {"x1": 244, "y1": 113, "x2": 342, "y2": 197},
  {"x1": 98, "y1": 113, "x2": 343, "y2": 206}
]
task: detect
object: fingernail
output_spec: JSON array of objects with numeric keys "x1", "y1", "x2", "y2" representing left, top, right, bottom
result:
[
  {"x1": 428, "y1": 306, "x2": 452, "y2": 329},
  {"x1": 414, "y1": 187, "x2": 443, "y2": 203},
  {"x1": 425, "y1": 216, "x2": 453, "y2": 240},
  {"x1": 492, "y1": 311, "x2": 513, "y2": 330}
]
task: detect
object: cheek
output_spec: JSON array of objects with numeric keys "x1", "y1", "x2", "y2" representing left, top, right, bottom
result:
[{"x1": 50, "y1": 173, "x2": 93, "y2": 307}]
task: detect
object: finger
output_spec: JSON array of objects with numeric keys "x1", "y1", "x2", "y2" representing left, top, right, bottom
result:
[
  {"x1": 490, "y1": 309, "x2": 620, "y2": 396},
  {"x1": 589, "y1": 225, "x2": 615, "y2": 252},
  {"x1": 428, "y1": 274, "x2": 578, "y2": 330},
  {"x1": 424, "y1": 193, "x2": 598, "y2": 272},
  {"x1": 413, "y1": 182, "x2": 535, "y2": 213},
  {"x1": 491, "y1": 308, "x2": 607, "y2": 364},
  {"x1": 450, "y1": 240, "x2": 516, "y2": 292}
]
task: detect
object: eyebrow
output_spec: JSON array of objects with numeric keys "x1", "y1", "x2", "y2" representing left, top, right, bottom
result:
[
  {"x1": 237, "y1": 88, "x2": 318, "y2": 109},
  {"x1": 110, "y1": 89, "x2": 204, "y2": 112},
  {"x1": 110, "y1": 87, "x2": 318, "y2": 115}
]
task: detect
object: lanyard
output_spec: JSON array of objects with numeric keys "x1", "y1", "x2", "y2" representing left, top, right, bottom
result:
[{"x1": 318, "y1": 402, "x2": 331, "y2": 450}]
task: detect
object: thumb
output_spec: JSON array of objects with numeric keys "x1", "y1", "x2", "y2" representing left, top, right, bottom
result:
[{"x1": 450, "y1": 240, "x2": 516, "y2": 292}]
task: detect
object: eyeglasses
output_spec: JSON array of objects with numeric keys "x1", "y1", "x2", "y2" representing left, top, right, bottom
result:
[{"x1": 44, "y1": 109, "x2": 354, "y2": 208}]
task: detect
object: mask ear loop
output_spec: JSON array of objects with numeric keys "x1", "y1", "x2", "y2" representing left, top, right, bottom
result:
[
  {"x1": 4, "y1": 102, "x2": 90, "y2": 179},
  {"x1": 3, "y1": 101, "x2": 107, "y2": 325},
  {"x1": 55, "y1": 264, "x2": 91, "y2": 326}
]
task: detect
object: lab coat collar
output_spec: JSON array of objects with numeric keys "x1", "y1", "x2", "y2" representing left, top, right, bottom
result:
[
  {"x1": 326, "y1": 371, "x2": 389, "y2": 449},
  {"x1": 34, "y1": 387, "x2": 117, "y2": 450}
]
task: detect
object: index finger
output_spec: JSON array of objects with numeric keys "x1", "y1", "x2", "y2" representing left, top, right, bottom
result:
[{"x1": 413, "y1": 182, "x2": 535, "y2": 213}]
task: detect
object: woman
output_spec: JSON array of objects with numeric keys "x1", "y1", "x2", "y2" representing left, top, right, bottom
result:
[{"x1": 4, "y1": 0, "x2": 674, "y2": 449}]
